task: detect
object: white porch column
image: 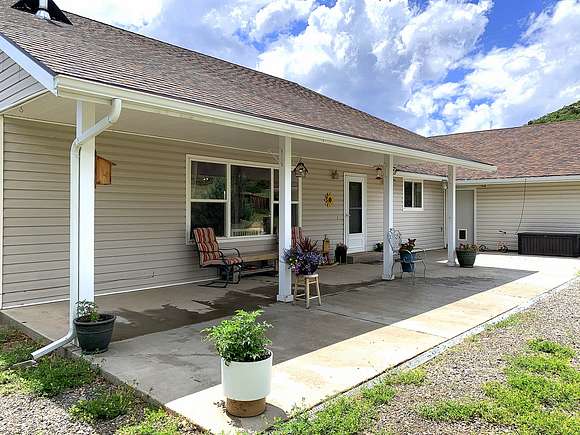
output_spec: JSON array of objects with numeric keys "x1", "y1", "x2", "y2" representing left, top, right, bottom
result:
[
  {"x1": 277, "y1": 136, "x2": 293, "y2": 302},
  {"x1": 382, "y1": 154, "x2": 394, "y2": 280},
  {"x1": 76, "y1": 101, "x2": 96, "y2": 302},
  {"x1": 447, "y1": 165, "x2": 457, "y2": 266}
]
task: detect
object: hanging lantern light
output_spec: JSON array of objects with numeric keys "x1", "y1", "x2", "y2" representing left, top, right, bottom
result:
[
  {"x1": 293, "y1": 158, "x2": 309, "y2": 178},
  {"x1": 375, "y1": 165, "x2": 384, "y2": 180}
]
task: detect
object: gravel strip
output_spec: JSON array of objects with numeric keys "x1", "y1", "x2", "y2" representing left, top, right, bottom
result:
[
  {"x1": 0, "y1": 358, "x2": 201, "y2": 435},
  {"x1": 371, "y1": 278, "x2": 580, "y2": 434}
]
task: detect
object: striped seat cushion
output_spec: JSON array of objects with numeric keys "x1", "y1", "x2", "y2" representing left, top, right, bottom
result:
[
  {"x1": 203, "y1": 257, "x2": 243, "y2": 266},
  {"x1": 292, "y1": 226, "x2": 304, "y2": 248},
  {"x1": 193, "y1": 227, "x2": 222, "y2": 266}
]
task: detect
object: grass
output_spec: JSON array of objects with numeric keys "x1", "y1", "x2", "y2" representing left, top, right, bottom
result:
[
  {"x1": 272, "y1": 368, "x2": 426, "y2": 434},
  {"x1": 0, "y1": 326, "x2": 97, "y2": 397},
  {"x1": 117, "y1": 408, "x2": 184, "y2": 435},
  {"x1": 417, "y1": 339, "x2": 580, "y2": 435},
  {"x1": 489, "y1": 311, "x2": 535, "y2": 330},
  {"x1": 69, "y1": 388, "x2": 134, "y2": 423}
]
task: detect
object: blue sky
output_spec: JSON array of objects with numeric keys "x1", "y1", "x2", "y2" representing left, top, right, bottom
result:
[{"x1": 57, "y1": 0, "x2": 580, "y2": 135}]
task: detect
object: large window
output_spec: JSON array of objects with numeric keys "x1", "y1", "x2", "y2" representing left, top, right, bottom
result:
[
  {"x1": 403, "y1": 180, "x2": 423, "y2": 209},
  {"x1": 187, "y1": 157, "x2": 301, "y2": 240}
]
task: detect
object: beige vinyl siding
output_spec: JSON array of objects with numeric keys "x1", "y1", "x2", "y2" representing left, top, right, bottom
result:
[
  {"x1": 301, "y1": 161, "x2": 445, "y2": 252},
  {"x1": 2, "y1": 118, "x2": 276, "y2": 307},
  {"x1": 395, "y1": 180, "x2": 445, "y2": 250},
  {"x1": 0, "y1": 51, "x2": 45, "y2": 111},
  {"x1": 2, "y1": 117, "x2": 445, "y2": 307},
  {"x1": 475, "y1": 182, "x2": 580, "y2": 251}
]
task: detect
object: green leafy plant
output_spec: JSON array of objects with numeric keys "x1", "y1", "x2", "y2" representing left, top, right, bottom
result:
[
  {"x1": 399, "y1": 238, "x2": 416, "y2": 253},
  {"x1": 76, "y1": 300, "x2": 100, "y2": 322},
  {"x1": 456, "y1": 243, "x2": 480, "y2": 252},
  {"x1": 117, "y1": 408, "x2": 182, "y2": 435},
  {"x1": 69, "y1": 388, "x2": 133, "y2": 422},
  {"x1": 202, "y1": 309, "x2": 272, "y2": 364}
]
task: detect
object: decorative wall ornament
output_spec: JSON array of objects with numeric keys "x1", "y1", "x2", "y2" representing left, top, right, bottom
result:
[
  {"x1": 324, "y1": 192, "x2": 335, "y2": 208},
  {"x1": 330, "y1": 169, "x2": 339, "y2": 179}
]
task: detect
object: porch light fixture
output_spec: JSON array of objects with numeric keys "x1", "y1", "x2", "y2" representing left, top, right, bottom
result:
[
  {"x1": 293, "y1": 158, "x2": 309, "y2": 178},
  {"x1": 375, "y1": 166, "x2": 384, "y2": 180}
]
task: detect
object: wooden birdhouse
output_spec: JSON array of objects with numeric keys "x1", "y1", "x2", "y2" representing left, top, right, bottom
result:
[{"x1": 95, "y1": 155, "x2": 115, "y2": 185}]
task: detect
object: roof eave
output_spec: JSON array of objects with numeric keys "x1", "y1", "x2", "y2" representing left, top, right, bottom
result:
[
  {"x1": 0, "y1": 33, "x2": 57, "y2": 93},
  {"x1": 55, "y1": 75, "x2": 496, "y2": 172}
]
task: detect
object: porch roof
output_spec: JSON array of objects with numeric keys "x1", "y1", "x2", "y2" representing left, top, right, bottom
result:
[{"x1": 0, "y1": 0, "x2": 495, "y2": 171}]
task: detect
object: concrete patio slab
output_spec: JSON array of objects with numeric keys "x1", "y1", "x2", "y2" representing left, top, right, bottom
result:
[{"x1": 2, "y1": 250, "x2": 579, "y2": 434}]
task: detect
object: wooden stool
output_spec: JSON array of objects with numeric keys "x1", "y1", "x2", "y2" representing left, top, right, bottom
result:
[{"x1": 292, "y1": 274, "x2": 321, "y2": 309}]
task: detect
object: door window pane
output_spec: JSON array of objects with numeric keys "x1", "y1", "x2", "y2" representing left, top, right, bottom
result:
[
  {"x1": 348, "y1": 181, "x2": 363, "y2": 234},
  {"x1": 190, "y1": 202, "x2": 226, "y2": 237},
  {"x1": 191, "y1": 161, "x2": 226, "y2": 200},
  {"x1": 414, "y1": 182, "x2": 423, "y2": 208},
  {"x1": 404, "y1": 181, "x2": 413, "y2": 208},
  {"x1": 274, "y1": 169, "x2": 299, "y2": 202},
  {"x1": 231, "y1": 166, "x2": 271, "y2": 237}
]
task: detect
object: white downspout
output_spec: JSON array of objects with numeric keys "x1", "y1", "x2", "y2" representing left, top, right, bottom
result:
[{"x1": 31, "y1": 99, "x2": 122, "y2": 360}]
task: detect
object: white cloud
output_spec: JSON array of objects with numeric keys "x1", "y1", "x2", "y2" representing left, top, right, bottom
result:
[
  {"x1": 57, "y1": 0, "x2": 166, "y2": 28},
  {"x1": 56, "y1": 0, "x2": 580, "y2": 135},
  {"x1": 406, "y1": 0, "x2": 580, "y2": 134}
]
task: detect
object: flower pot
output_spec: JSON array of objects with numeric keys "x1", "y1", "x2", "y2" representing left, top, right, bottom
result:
[
  {"x1": 335, "y1": 246, "x2": 348, "y2": 264},
  {"x1": 74, "y1": 314, "x2": 116, "y2": 355},
  {"x1": 400, "y1": 251, "x2": 416, "y2": 272},
  {"x1": 221, "y1": 350, "x2": 272, "y2": 417},
  {"x1": 456, "y1": 250, "x2": 477, "y2": 268}
]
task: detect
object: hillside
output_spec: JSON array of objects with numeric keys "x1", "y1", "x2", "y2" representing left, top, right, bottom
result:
[{"x1": 528, "y1": 100, "x2": 580, "y2": 125}]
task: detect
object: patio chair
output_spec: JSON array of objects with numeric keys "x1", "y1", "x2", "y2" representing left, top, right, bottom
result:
[
  {"x1": 192, "y1": 227, "x2": 243, "y2": 288},
  {"x1": 386, "y1": 229, "x2": 427, "y2": 283}
]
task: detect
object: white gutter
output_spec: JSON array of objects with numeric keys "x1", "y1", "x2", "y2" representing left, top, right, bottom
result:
[
  {"x1": 31, "y1": 98, "x2": 122, "y2": 360},
  {"x1": 458, "y1": 175, "x2": 580, "y2": 185},
  {"x1": 55, "y1": 75, "x2": 496, "y2": 173}
]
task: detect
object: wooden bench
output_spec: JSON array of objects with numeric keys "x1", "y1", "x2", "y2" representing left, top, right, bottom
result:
[{"x1": 241, "y1": 251, "x2": 278, "y2": 276}]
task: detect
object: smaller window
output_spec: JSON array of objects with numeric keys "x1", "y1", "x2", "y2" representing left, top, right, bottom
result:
[{"x1": 403, "y1": 180, "x2": 423, "y2": 209}]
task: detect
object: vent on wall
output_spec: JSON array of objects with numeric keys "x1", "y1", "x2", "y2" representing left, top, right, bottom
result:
[{"x1": 12, "y1": 0, "x2": 72, "y2": 25}]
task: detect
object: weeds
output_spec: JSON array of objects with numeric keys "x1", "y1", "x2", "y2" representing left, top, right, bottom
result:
[
  {"x1": 418, "y1": 339, "x2": 580, "y2": 435},
  {"x1": 69, "y1": 388, "x2": 133, "y2": 422},
  {"x1": 489, "y1": 311, "x2": 535, "y2": 330},
  {"x1": 117, "y1": 408, "x2": 184, "y2": 435}
]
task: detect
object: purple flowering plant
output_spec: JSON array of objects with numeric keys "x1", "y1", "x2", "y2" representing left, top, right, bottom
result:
[{"x1": 282, "y1": 237, "x2": 323, "y2": 276}]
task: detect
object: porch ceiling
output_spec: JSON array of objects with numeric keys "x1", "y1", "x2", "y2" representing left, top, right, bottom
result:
[{"x1": 6, "y1": 93, "x2": 469, "y2": 169}]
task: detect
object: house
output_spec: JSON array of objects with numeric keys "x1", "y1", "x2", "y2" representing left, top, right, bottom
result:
[
  {"x1": 397, "y1": 121, "x2": 580, "y2": 251},
  {"x1": 0, "y1": 0, "x2": 495, "y2": 341}
]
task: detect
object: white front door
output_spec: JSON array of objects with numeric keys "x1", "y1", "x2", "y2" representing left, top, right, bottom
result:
[{"x1": 344, "y1": 174, "x2": 367, "y2": 253}]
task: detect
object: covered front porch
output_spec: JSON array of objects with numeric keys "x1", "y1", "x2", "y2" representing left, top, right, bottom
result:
[{"x1": 3, "y1": 250, "x2": 578, "y2": 433}]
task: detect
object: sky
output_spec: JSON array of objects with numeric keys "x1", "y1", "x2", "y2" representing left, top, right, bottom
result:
[{"x1": 56, "y1": 0, "x2": 580, "y2": 136}]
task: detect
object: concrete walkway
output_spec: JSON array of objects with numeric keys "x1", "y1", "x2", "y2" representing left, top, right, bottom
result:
[{"x1": 1, "y1": 251, "x2": 579, "y2": 434}]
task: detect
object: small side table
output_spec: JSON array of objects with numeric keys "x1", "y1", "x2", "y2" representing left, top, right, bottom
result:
[{"x1": 293, "y1": 274, "x2": 322, "y2": 309}]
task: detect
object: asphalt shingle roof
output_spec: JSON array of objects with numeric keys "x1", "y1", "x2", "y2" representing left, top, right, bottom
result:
[
  {"x1": 398, "y1": 120, "x2": 580, "y2": 180},
  {"x1": 0, "y1": 0, "x2": 487, "y2": 166}
]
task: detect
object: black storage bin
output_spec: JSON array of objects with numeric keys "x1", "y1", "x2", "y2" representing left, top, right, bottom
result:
[{"x1": 518, "y1": 232, "x2": 580, "y2": 257}]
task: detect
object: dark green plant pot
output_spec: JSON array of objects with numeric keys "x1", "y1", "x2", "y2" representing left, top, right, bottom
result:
[
  {"x1": 456, "y1": 250, "x2": 477, "y2": 268},
  {"x1": 74, "y1": 314, "x2": 116, "y2": 355}
]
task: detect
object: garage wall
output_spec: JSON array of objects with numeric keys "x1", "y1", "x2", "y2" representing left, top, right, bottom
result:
[
  {"x1": 475, "y1": 182, "x2": 580, "y2": 251},
  {"x1": 2, "y1": 118, "x2": 445, "y2": 308}
]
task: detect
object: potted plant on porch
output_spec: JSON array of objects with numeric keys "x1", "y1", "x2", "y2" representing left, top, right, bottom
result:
[
  {"x1": 74, "y1": 301, "x2": 116, "y2": 354},
  {"x1": 283, "y1": 237, "x2": 323, "y2": 276},
  {"x1": 399, "y1": 238, "x2": 417, "y2": 272},
  {"x1": 203, "y1": 310, "x2": 273, "y2": 417},
  {"x1": 456, "y1": 243, "x2": 480, "y2": 268}
]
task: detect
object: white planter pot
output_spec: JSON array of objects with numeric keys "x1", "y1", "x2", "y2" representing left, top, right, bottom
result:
[{"x1": 221, "y1": 351, "x2": 272, "y2": 401}]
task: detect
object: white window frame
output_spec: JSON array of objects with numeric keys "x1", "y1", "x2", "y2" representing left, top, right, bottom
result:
[
  {"x1": 272, "y1": 169, "x2": 302, "y2": 235},
  {"x1": 402, "y1": 178, "x2": 424, "y2": 211},
  {"x1": 185, "y1": 155, "x2": 302, "y2": 243}
]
